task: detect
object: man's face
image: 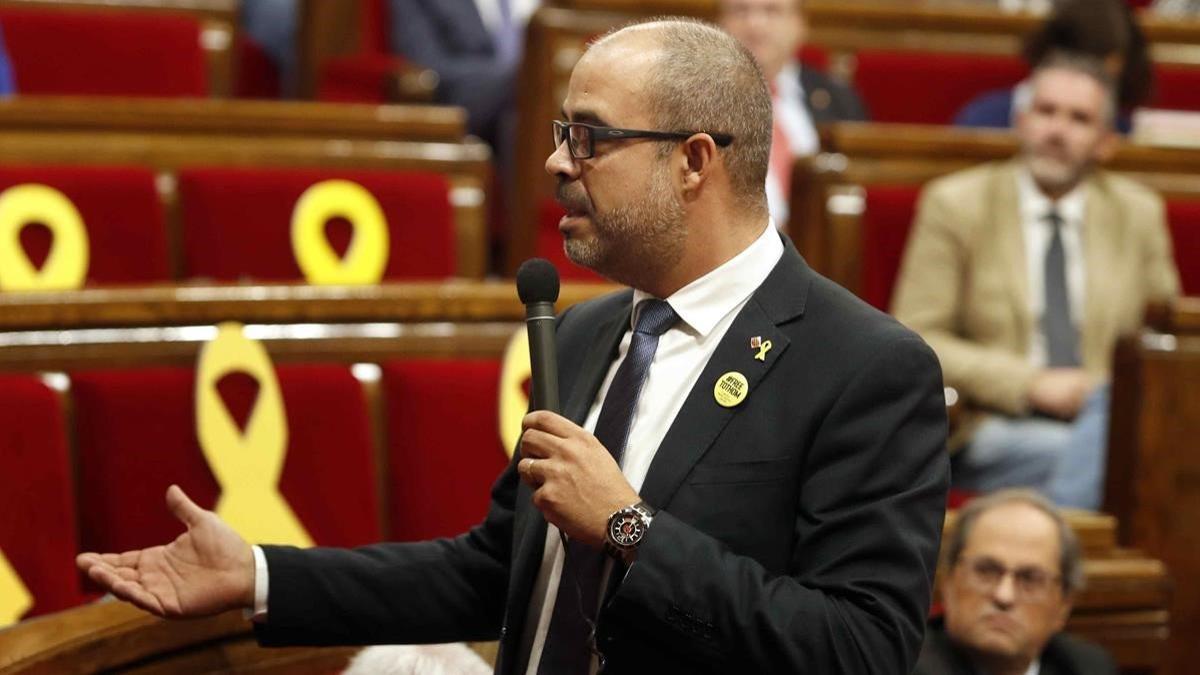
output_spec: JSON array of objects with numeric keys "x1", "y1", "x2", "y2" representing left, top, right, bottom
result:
[
  {"x1": 544, "y1": 37, "x2": 686, "y2": 284},
  {"x1": 942, "y1": 503, "x2": 1073, "y2": 669},
  {"x1": 1017, "y1": 68, "x2": 1116, "y2": 194},
  {"x1": 718, "y1": 0, "x2": 804, "y2": 80}
]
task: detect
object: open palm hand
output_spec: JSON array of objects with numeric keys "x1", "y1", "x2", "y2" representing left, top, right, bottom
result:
[{"x1": 76, "y1": 485, "x2": 255, "y2": 619}]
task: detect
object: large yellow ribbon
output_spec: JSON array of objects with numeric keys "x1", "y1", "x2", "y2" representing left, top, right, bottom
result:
[
  {"x1": 0, "y1": 548, "x2": 32, "y2": 627},
  {"x1": 497, "y1": 327, "x2": 533, "y2": 458},
  {"x1": 290, "y1": 179, "x2": 389, "y2": 285},
  {"x1": 195, "y1": 323, "x2": 313, "y2": 547},
  {"x1": 0, "y1": 184, "x2": 89, "y2": 291}
]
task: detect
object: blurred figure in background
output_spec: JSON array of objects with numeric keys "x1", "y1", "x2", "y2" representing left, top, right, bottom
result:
[
  {"x1": 718, "y1": 0, "x2": 867, "y2": 228},
  {"x1": 241, "y1": 0, "x2": 299, "y2": 97},
  {"x1": 956, "y1": 0, "x2": 1154, "y2": 133},
  {"x1": 389, "y1": 0, "x2": 538, "y2": 153},
  {"x1": 914, "y1": 489, "x2": 1117, "y2": 675},
  {"x1": 894, "y1": 53, "x2": 1179, "y2": 510}
]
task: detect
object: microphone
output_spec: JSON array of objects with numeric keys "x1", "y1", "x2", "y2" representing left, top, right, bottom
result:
[{"x1": 516, "y1": 258, "x2": 561, "y2": 413}]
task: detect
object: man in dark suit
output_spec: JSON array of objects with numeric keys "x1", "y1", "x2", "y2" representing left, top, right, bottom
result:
[
  {"x1": 915, "y1": 490, "x2": 1117, "y2": 675},
  {"x1": 388, "y1": 0, "x2": 537, "y2": 153},
  {"x1": 78, "y1": 18, "x2": 947, "y2": 674},
  {"x1": 718, "y1": 0, "x2": 868, "y2": 227}
]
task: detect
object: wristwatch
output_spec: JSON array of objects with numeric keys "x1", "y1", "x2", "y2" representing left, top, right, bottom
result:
[{"x1": 604, "y1": 500, "x2": 656, "y2": 564}]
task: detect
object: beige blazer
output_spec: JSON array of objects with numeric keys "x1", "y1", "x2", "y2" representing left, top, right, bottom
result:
[{"x1": 892, "y1": 160, "x2": 1180, "y2": 448}]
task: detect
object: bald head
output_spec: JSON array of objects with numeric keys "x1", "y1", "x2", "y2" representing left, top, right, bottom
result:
[{"x1": 589, "y1": 19, "x2": 773, "y2": 214}]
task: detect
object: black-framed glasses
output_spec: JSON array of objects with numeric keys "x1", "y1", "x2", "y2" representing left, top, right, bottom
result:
[
  {"x1": 552, "y1": 120, "x2": 733, "y2": 159},
  {"x1": 957, "y1": 555, "x2": 1063, "y2": 603}
]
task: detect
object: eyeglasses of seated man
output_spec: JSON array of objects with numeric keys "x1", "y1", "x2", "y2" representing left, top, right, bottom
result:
[
  {"x1": 552, "y1": 120, "x2": 734, "y2": 160},
  {"x1": 958, "y1": 555, "x2": 1063, "y2": 604}
]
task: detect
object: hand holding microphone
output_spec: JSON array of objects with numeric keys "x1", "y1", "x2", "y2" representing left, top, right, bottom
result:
[{"x1": 515, "y1": 259, "x2": 639, "y2": 548}]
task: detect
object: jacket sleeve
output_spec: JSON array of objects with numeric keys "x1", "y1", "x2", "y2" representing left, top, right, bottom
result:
[
  {"x1": 603, "y1": 335, "x2": 950, "y2": 674},
  {"x1": 892, "y1": 184, "x2": 1038, "y2": 415},
  {"x1": 253, "y1": 454, "x2": 519, "y2": 647}
]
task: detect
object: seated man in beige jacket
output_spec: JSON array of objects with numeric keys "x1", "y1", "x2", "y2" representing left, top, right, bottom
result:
[{"x1": 893, "y1": 51, "x2": 1179, "y2": 509}]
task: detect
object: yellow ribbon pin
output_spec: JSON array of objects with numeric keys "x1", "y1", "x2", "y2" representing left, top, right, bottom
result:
[
  {"x1": 195, "y1": 322, "x2": 313, "y2": 547},
  {"x1": 755, "y1": 339, "x2": 773, "y2": 362},
  {"x1": 498, "y1": 327, "x2": 532, "y2": 459},
  {"x1": 0, "y1": 548, "x2": 32, "y2": 627},
  {"x1": 290, "y1": 179, "x2": 389, "y2": 285},
  {"x1": 0, "y1": 184, "x2": 89, "y2": 291}
]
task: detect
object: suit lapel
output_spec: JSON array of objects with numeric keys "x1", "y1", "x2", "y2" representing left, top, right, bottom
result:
[
  {"x1": 1080, "y1": 174, "x2": 1119, "y2": 370},
  {"x1": 564, "y1": 304, "x2": 632, "y2": 425},
  {"x1": 992, "y1": 162, "x2": 1033, "y2": 348},
  {"x1": 638, "y1": 244, "x2": 809, "y2": 510}
]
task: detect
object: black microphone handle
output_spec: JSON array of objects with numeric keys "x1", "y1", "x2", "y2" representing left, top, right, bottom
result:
[{"x1": 525, "y1": 300, "x2": 560, "y2": 414}]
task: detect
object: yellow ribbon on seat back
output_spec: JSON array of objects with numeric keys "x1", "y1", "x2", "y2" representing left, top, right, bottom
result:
[
  {"x1": 0, "y1": 548, "x2": 32, "y2": 627},
  {"x1": 195, "y1": 323, "x2": 313, "y2": 547},
  {"x1": 498, "y1": 327, "x2": 533, "y2": 459},
  {"x1": 290, "y1": 179, "x2": 389, "y2": 285},
  {"x1": 0, "y1": 184, "x2": 89, "y2": 291}
]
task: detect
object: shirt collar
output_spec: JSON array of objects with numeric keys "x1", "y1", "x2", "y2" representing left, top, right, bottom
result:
[
  {"x1": 631, "y1": 220, "x2": 784, "y2": 338},
  {"x1": 1017, "y1": 165, "x2": 1087, "y2": 227},
  {"x1": 774, "y1": 61, "x2": 802, "y2": 99}
]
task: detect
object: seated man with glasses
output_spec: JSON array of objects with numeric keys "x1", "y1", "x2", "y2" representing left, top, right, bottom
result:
[{"x1": 915, "y1": 489, "x2": 1116, "y2": 675}]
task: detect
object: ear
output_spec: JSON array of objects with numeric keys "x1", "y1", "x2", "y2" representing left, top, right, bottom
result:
[
  {"x1": 1052, "y1": 593, "x2": 1074, "y2": 632},
  {"x1": 678, "y1": 133, "x2": 718, "y2": 197}
]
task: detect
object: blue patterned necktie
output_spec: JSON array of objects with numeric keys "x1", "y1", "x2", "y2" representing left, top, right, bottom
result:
[
  {"x1": 1042, "y1": 211, "x2": 1080, "y2": 367},
  {"x1": 536, "y1": 299, "x2": 679, "y2": 674}
]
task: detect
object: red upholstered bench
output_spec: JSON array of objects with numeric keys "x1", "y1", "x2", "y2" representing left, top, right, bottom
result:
[
  {"x1": 0, "y1": 8, "x2": 207, "y2": 97},
  {"x1": 178, "y1": 167, "x2": 458, "y2": 282},
  {"x1": 1165, "y1": 198, "x2": 1200, "y2": 296},
  {"x1": 853, "y1": 51, "x2": 1027, "y2": 125},
  {"x1": 0, "y1": 166, "x2": 169, "y2": 287},
  {"x1": 316, "y1": 0, "x2": 404, "y2": 103},
  {"x1": 0, "y1": 375, "x2": 86, "y2": 620},
  {"x1": 860, "y1": 185, "x2": 923, "y2": 311},
  {"x1": 71, "y1": 365, "x2": 382, "y2": 555},
  {"x1": 382, "y1": 360, "x2": 513, "y2": 542},
  {"x1": 1152, "y1": 64, "x2": 1200, "y2": 113}
]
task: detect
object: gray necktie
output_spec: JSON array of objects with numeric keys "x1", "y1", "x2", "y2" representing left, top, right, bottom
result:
[
  {"x1": 536, "y1": 299, "x2": 679, "y2": 675},
  {"x1": 1042, "y1": 211, "x2": 1080, "y2": 367}
]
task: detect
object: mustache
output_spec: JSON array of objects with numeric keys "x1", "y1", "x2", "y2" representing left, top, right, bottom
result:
[{"x1": 555, "y1": 181, "x2": 593, "y2": 214}]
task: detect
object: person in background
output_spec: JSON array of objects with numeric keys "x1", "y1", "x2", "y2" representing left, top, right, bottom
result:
[
  {"x1": 914, "y1": 489, "x2": 1117, "y2": 675},
  {"x1": 955, "y1": 0, "x2": 1154, "y2": 134},
  {"x1": 240, "y1": 0, "x2": 299, "y2": 97},
  {"x1": 0, "y1": 23, "x2": 16, "y2": 96},
  {"x1": 893, "y1": 52, "x2": 1179, "y2": 510},
  {"x1": 389, "y1": 0, "x2": 539, "y2": 155},
  {"x1": 718, "y1": 0, "x2": 868, "y2": 229}
]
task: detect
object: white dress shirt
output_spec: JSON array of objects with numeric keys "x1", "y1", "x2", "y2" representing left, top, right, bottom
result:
[
  {"x1": 766, "y1": 63, "x2": 820, "y2": 228},
  {"x1": 521, "y1": 222, "x2": 784, "y2": 674},
  {"x1": 1016, "y1": 168, "x2": 1087, "y2": 368},
  {"x1": 251, "y1": 223, "x2": 785, "y2": 673},
  {"x1": 472, "y1": 0, "x2": 539, "y2": 34}
]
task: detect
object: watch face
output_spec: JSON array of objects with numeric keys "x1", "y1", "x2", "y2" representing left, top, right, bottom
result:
[{"x1": 609, "y1": 510, "x2": 646, "y2": 547}]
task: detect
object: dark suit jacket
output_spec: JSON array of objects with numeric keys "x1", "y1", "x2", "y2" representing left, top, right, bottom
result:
[
  {"x1": 255, "y1": 240, "x2": 950, "y2": 674},
  {"x1": 799, "y1": 66, "x2": 869, "y2": 124},
  {"x1": 388, "y1": 0, "x2": 514, "y2": 139},
  {"x1": 913, "y1": 619, "x2": 1119, "y2": 675}
]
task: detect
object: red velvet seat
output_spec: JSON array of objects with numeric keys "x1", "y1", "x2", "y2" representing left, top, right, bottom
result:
[
  {"x1": 316, "y1": 0, "x2": 403, "y2": 103},
  {"x1": 177, "y1": 167, "x2": 457, "y2": 282},
  {"x1": 1152, "y1": 64, "x2": 1200, "y2": 114},
  {"x1": 860, "y1": 185, "x2": 923, "y2": 311},
  {"x1": 72, "y1": 365, "x2": 381, "y2": 555},
  {"x1": 0, "y1": 166, "x2": 169, "y2": 287},
  {"x1": 1165, "y1": 198, "x2": 1200, "y2": 296},
  {"x1": 382, "y1": 360, "x2": 512, "y2": 541},
  {"x1": 853, "y1": 51, "x2": 1028, "y2": 124},
  {"x1": 0, "y1": 375, "x2": 86, "y2": 620},
  {"x1": 0, "y1": 8, "x2": 207, "y2": 97}
]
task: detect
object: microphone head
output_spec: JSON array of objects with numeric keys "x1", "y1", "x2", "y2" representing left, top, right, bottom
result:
[{"x1": 516, "y1": 258, "x2": 560, "y2": 304}]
